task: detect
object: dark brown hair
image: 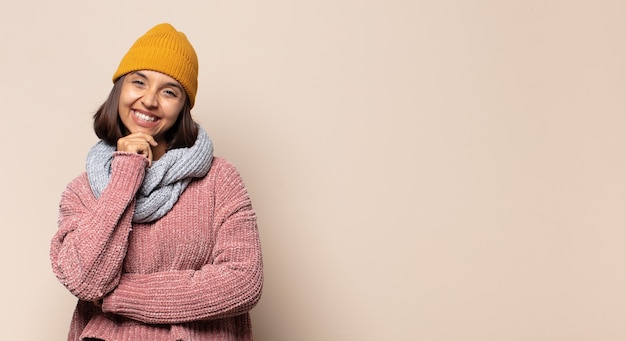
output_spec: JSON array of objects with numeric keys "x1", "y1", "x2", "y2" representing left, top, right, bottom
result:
[{"x1": 93, "y1": 75, "x2": 199, "y2": 149}]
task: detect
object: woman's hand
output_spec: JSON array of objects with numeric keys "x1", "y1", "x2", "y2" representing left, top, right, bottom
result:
[{"x1": 117, "y1": 133, "x2": 158, "y2": 166}]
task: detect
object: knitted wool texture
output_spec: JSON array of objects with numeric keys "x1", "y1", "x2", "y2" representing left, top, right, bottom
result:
[
  {"x1": 86, "y1": 127, "x2": 213, "y2": 223},
  {"x1": 113, "y1": 23, "x2": 199, "y2": 108},
  {"x1": 50, "y1": 155, "x2": 263, "y2": 340}
]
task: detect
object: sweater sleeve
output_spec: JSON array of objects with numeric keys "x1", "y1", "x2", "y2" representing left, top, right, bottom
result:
[
  {"x1": 101, "y1": 161, "x2": 263, "y2": 324},
  {"x1": 50, "y1": 152, "x2": 148, "y2": 301}
]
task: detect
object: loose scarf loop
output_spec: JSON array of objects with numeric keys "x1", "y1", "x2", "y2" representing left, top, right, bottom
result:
[{"x1": 86, "y1": 127, "x2": 213, "y2": 223}]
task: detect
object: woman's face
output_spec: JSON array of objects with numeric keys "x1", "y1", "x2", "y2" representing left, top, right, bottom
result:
[{"x1": 118, "y1": 70, "x2": 186, "y2": 142}]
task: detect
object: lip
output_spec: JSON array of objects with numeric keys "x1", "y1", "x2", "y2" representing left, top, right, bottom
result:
[{"x1": 131, "y1": 109, "x2": 161, "y2": 128}]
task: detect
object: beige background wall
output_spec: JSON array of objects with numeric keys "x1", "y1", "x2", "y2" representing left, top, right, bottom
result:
[{"x1": 1, "y1": 1, "x2": 625, "y2": 340}]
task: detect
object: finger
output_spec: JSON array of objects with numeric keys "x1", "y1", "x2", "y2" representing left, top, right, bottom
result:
[
  {"x1": 146, "y1": 142, "x2": 153, "y2": 167},
  {"x1": 126, "y1": 132, "x2": 158, "y2": 147},
  {"x1": 138, "y1": 142, "x2": 151, "y2": 156},
  {"x1": 145, "y1": 135, "x2": 159, "y2": 147},
  {"x1": 117, "y1": 140, "x2": 142, "y2": 154},
  {"x1": 118, "y1": 135, "x2": 156, "y2": 152}
]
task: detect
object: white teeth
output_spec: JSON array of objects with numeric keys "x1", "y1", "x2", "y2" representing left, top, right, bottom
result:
[{"x1": 134, "y1": 110, "x2": 157, "y2": 122}]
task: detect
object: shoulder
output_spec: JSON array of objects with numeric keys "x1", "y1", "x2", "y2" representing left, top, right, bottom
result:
[
  {"x1": 60, "y1": 172, "x2": 96, "y2": 206},
  {"x1": 207, "y1": 157, "x2": 244, "y2": 181},
  {"x1": 64, "y1": 172, "x2": 91, "y2": 195},
  {"x1": 210, "y1": 156, "x2": 237, "y2": 170},
  {"x1": 198, "y1": 157, "x2": 251, "y2": 199}
]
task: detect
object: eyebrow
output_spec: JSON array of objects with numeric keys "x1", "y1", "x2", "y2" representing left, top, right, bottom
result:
[{"x1": 132, "y1": 71, "x2": 184, "y2": 92}]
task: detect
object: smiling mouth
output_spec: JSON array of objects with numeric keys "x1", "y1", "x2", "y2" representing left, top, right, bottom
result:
[{"x1": 133, "y1": 110, "x2": 158, "y2": 122}]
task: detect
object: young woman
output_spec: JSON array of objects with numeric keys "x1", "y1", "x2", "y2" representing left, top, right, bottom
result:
[{"x1": 50, "y1": 23, "x2": 263, "y2": 341}]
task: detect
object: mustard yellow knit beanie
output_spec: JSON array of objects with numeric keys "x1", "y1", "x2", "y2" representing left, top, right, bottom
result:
[{"x1": 113, "y1": 23, "x2": 199, "y2": 108}]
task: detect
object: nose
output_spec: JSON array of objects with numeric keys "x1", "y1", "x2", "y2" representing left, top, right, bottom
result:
[{"x1": 141, "y1": 88, "x2": 159, "y2": 108}]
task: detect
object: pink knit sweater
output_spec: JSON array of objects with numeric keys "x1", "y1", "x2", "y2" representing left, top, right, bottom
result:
[{"x1": 50, "y1": 152, "x2": 263, "y2": 341}]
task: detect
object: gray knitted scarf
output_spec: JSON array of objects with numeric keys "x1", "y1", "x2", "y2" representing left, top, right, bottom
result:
[{"x1": 86, "y1": 127, "x2": 213, "y2": 223}]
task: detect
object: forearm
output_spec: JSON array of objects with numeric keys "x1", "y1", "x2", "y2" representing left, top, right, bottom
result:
[
  {"x1": 102, "y1": 258, "x2": 263, "y2": 324},
  {"x1": 51, "y1": 153, "x2": 147, "y2": 300}
]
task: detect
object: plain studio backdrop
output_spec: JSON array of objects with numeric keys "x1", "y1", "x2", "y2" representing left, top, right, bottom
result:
[{"x1": 1, "y1": 1, "x2": 625, "y2": 340}]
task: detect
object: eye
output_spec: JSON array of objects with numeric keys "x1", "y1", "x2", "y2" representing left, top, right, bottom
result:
[
  {"x1": 163, "y1": 89, "x2": 179, "y2": 98},
  {"x1": 129, "y1": 78, "x2": 146, "y2": 88}
]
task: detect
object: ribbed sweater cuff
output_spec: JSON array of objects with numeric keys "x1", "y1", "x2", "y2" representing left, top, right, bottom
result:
[{"x1": 106, "y1": 152, "x2": 148, "y2": 195}]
